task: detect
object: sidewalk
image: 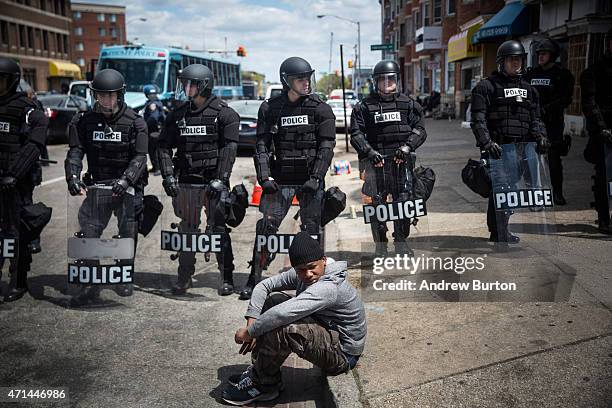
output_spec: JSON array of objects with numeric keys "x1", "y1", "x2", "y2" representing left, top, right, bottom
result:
[{"x1": 323, "y1": 119, "x2": 612, "y2": 407}]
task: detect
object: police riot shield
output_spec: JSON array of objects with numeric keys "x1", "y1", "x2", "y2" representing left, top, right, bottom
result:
[
  {"x1": 66, "y1": 184, "x2": 138, "y2": 307},
  {"x1": 0, "y1": 191, "x2": 19, "y2": 294},
  {"x1": 489, "y1": 142, "x2": 558, "y2": 253},
  {"x1": 159, "y1": 183, "x2": 227, "y2": 298},
  {"x1": 359, "y1": 153, "x2": 430, "y2": 257},
  {"x1": 252, "y1": 183, "x2": 324, "y2": 278}
]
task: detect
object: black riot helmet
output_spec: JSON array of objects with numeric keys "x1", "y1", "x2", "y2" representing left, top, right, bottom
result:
[
  {"x1": 0, "y1": 57, "x2": 22, "y2": 97},
  {"x1": 176, "y1": 64, "x2": 214, "y2": 100},
  {"x1": 535, "y1": 38, "x2": 560, "y2": 62},
  {"x1": 372, "y1": 60, "x2": 401, "y2": 96},
  {"x1": 89, "y1": 69, "x2": 126, "y2": 113},
  {"x1": 496, "y1": 40, "x2": 526, "y2": 76},
  {"x1": 279, "y1": 57, "x2": 316, "y2": 96}
]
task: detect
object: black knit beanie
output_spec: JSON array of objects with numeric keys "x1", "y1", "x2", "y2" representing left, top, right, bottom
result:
[{"x1": 289, "y1": 232, "x2": 324, "y2": 267}]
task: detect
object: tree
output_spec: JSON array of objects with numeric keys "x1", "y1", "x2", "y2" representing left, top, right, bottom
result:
[{"x1": 316, "y1": 73, "x2": 350, "y2": 95}]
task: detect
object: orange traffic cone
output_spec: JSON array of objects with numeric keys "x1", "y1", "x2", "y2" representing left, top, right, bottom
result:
[
  {"x1": 250, "y1": 183, "x2": 262, "y2": 206},
  {"x1": 292, "y1": 194, "x2": 299, "y2": 206}
]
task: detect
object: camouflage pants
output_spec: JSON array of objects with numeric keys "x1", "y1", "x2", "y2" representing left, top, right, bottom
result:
[{"x1": 251, "y1": 292, "x2": 350, "y2": 386}]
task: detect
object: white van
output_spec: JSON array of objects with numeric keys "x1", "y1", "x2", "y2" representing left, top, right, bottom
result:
[{"x1": 265, "y1": 84, "x2": 283, "y2": 100}]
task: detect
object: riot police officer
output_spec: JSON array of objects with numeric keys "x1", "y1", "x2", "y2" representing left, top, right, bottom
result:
[
  {"x1": 0, "y1": 57, "x2": 48, "y2": 302},
  {"x1": 242, "y1": 56, "x2": 336, "y2": 300},
  {"x1": 65, "y1": 69, "x2": 148, "y2": 303},
  {"x1": 470, "y1": 40, "x2": 549, "y2": 243},
  {"x1": 143, "y1": 84, "x2": 165, "y2": 175},
  {"x1": 581, "y1": 28, "x2": 612, "y2": 234},
  {"x1": 525, "y1": 38, "x2": 574, "y2": 205},
  {"x1": 157, "y1": 64, "x2": 239, "y2": 296},
  {"x1": 350, "y1": 60, "x2": 427, "y2": 255}
]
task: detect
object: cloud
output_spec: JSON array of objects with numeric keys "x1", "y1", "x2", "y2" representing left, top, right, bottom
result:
[{"x1": 83, "y1": 0, "x2": 382, "y2": 83}]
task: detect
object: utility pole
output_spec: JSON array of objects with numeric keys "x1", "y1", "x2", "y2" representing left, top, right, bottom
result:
[
  {"x1": 340, "y1": 44, "x2": 349, "y2": 153},
  {"x1": 328, "y1": 32, "x2": 334, "y2": 75}
]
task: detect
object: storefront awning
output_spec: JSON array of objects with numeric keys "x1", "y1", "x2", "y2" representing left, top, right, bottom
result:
[
  {"x1": 471, "y1": 1, "x2": 530, "y2": 44},
  {"x1": 48, "y1": 60, "x2": 81, "y2": 79},
  {"x1": 448, "y1": 22, "x2": 483, "y2": 62}
]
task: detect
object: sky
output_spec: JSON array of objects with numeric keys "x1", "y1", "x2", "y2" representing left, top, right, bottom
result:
[{"x1": 81, "y1": 0, "x2": 383, "y2": 82}]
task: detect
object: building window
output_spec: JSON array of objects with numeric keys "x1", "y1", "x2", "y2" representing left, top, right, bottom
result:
[
  {"x1": 433, "y1": 0, "x2": 441, "y2": 23},
  {"x1": 400, "y1": 23, "x2": 406, "y2": 46},
  {"x1": 1, "y1": 21, "x2": 8, "y2": 45},
  {"x1": 423, "y1": 1, "x2": 430, "y2": 26},
  {"x1": 56, "y1": 32, "x2": 62, "y2": 53},
  {"x1": 40, "y1": 0, "x2": 46, "y2": 11},
  {"x1": 75, "y1": 42, "x2": 84, "y2": 51},
  {"x1": 447, "y1": 0, "x2": 456, "y2": 15},
  {"x1": 110, "y1": 28, "x2": 117, "y2": 38},
  {"x1": 110, "y1": 14, "x2": 117, "y2": 23},
  {"x1": 22, "y1": 68, "x2": 36, "y2": 89},
  {"x1": 77, "y1": 58, "x2": 85, "y2": 66},
  {"x1": 19, "y1": 25, "x2": 26, "y2": 48},
  {"x1": 27, "y1": 26, "x2": 34, "y2": 49},
  {"x1": 63, "y1": 35, "x2": 67, "y2": 54},
  {"x1": 99, "y1": 27, "x2": 106, "y2": 36},
  {"x1": 59, "y1": 0, "x2": 65, "y2": 15},
  {"x1": 42, "y1": 30, "x2": 48, "y2": 50},
  {"x1": 73, "y1": 11, "x2": 81, "y2": 20},
  {"x1": 97, "y1": 13, "x2": 105, "y2": 22},
  {"x1": 406, "y1": 17, "x2": 413, "y2": 42},
  {"x1": 74, "y1": 27, "x2": 83, "y2": 36},
  {"x1": 445, "y1": 51, "x2": 455, "y2": 93}
]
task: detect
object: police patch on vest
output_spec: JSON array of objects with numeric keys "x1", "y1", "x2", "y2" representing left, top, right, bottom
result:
[
  {"x1": 363, "y1": 199, "x2": 427, "y2": 224},
  {"x1": 180, "y1": 126, "x2": 208, "y2": 135},
  {"x1": 160, "y1": 231, "x2": 222, "y2": 253},
  {"x1": 93, "y1": 131, "x2": 122, "y2": 142},
  {"x1": 281, "y1": 115, "x2": 309, "y2": 126},
  {"x1": 68, "y1": 263, "x2": 134, "y2": 284},
  {"x1": 530, "y1": 78, "x2": 551, "y2": 86},
  {"x1": 494, "y1": 189, "x2": 553, "y2": 210},
  {"x1": 256, "y1": 233, "x2": 320, "y2": 254},
  {"x1": 0, "y1": 121, "x2": 10, "y2": 132},
  {"x1": 374, "y1": 112, "x2": 401, "y2": 123},
  {"x1": 504, "y1": 88, "x2": 527, "y2": 98}
]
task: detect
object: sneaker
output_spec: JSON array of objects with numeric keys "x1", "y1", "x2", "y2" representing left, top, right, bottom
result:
[
  {"x1": 222, "y1": 376, "x2": 280, "y2": 406},
  {"x1": 228, "y1": 366, "x2": 252, "y2": 386}
]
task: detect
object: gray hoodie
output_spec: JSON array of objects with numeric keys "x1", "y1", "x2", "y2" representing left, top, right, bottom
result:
[{"x1": 245, "y1": 259, "x2": 367, "y2": 356}]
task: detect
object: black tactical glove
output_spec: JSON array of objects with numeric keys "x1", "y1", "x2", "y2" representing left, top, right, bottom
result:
[
  {"x1": 207, "y1": 178, "x2": 226, "y2": 198},
  {"x1": 394, "y1": 145, "x2": 412, "y2": 162},
  {"x1": 302, "y1": 176, "x2": 321, "y2": 194},
  {"x1": 536, "y1": 136, "x2": 551, "y2": 154},
  {"x1": 484, "y1": 141, "x2": 502, "y2": 160},
  {"x1": 601, "y1": 129, "x2": 612, "y2": 145},
  {"x1": 112, "y1": 176, "x2": 130, "y2": 196},
  {"x1": 0, "y1": 176, "x2": 17, "y2": 192},
  {"x1": 162, "y1": 175, "x2": 179, "y2": 197},
  {"x1": 261, "y1": 178, "x2": 279, "y2": 194},
  {"x1": 367, "y1": 149, "x2": 384, "y2": 165},
  {"x1": 67, "y1": 176, "x2": 86, "y2": 196}
]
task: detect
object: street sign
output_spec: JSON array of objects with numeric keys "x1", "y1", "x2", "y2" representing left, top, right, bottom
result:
[{"x1": 370, "y1": 43, "x2": 394, "y2": 51}]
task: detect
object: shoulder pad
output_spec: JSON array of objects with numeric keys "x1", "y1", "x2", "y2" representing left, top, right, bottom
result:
[
  {"x1": 123, "y1": 107, "x2": 138, "y2": 120},
  {"x1": 308, "y1": 93, "x2": 323, "y2": 104},
  {"x1": 267, "y1": 93, "x2": 284, "y2": 104}
]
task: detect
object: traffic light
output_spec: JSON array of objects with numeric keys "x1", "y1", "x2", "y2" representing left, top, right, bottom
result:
[
  {"x1": 348, "y1": 60, "x2": 353, "y2": 68},
  {"x1": 236, "y1": 46, "x2": 246, "y2": 57}
]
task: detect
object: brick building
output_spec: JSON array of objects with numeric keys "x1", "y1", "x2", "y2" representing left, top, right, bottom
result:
[
  {"x1": 0, "y1": 0, "x2": 80, "y2": 92},
  {"x1": 71, "y1": 1, "x2": 126, "y2": 75}
]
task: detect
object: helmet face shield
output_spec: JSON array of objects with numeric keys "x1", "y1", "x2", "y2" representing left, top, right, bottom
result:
[
  {"x1": 175, "y1": 78, "x2": 209, "y2": 101},
  {"x1": 374, "y1": 73, "x2": 401, "y2": 96},
  {"x1": 284, "y1": 71, "x2": 315, "y2": 96},
  {"x1": 93, "y1": 90, "x2": 120, "y2": 114}
]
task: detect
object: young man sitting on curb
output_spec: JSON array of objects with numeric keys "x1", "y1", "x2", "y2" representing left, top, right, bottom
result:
[{"x1": 222, "y1": 231, "x2": 367, "y2": 405}]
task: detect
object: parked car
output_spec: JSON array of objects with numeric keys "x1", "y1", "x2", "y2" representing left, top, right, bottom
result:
[
  {"x1": 328, "y1": 89, "x2": 357, "y2": 101},
  {"x1": 37, "y1": 94, "x2": 87, "y2": 144},
  {"x1": 327, "y1": 99, "x2": 354, "y2": 129},
  {"x1": 68, "y1": 80, "x2": 93, "y2": 108},
  {"x1": 228, "y1": 99, "x2": 263, "y2": 150},
  {"x1": 265, "y1": 84, "x2": 283, "y2": 100}
]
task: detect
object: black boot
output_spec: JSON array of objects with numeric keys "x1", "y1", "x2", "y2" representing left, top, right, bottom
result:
[
  {"x1": 172, "y1": 275, "x2": 193, "y2": 295},
  {"x1": 598, "y1": 217, "x2": 612, "y2": 235},
  {"x1": 69, "y1": 285, "x2": 101, "y2": 307},
  {"x1": 239, "y1": 271, "x2": 259, "y2": 300},
  {"x1": 5, "y1": 272, "x2": 28, "y2": 302},
  {"x1": 115, "y1": 283, "x2": 133, "y2": 297},
  {"x1": 219, "y1": 269, "x2": 234, "y2": 296}
]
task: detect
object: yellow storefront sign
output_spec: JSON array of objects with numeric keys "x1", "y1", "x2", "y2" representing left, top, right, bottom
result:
[
  {"x1": 448, "y1": 23, "x2": 482, "y2": 62},
  {"x1": 48, "y1": 60, "x2": 82, "y2": 79}
]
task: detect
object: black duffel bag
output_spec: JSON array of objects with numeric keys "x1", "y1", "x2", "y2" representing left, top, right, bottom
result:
[
  {"x1": 226, "y1": 184, "x2": 249, "y2": 228},
  {"x1": 321, "y1": 186, "x2": 346, "y2": 226},
  {"x1": 413, "y1": 166, "x2": 436, "y2": 201},
  {"x1": 20, "y1": 202, "x2": 52, "y2": 242},
  {"x1": 461, "y1": 158, "x2": 491, "y2": 198}
]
